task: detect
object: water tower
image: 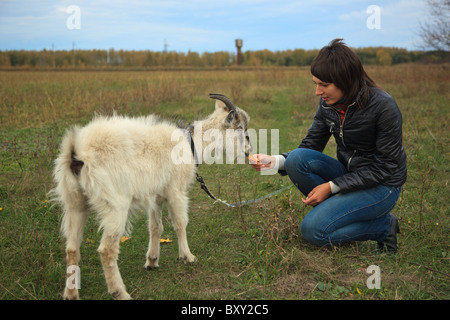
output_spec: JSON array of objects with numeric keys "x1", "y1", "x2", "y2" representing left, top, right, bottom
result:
[{"x1": 235, "y1": 39, "x2": 243, "y2": 66}]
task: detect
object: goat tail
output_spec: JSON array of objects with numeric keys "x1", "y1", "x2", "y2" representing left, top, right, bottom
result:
[{"x1": 49, "y1": 126, "x2": 88, "y2": 239}]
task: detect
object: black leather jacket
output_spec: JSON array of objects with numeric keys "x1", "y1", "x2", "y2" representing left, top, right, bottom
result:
[{"x1": 283, "y1": 87, "x2": 407, "y2": 193}]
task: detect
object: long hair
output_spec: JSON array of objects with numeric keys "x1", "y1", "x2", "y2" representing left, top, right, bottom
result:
[{"x1": 311, "y1": 39, "x2": 379, "y2": 109}]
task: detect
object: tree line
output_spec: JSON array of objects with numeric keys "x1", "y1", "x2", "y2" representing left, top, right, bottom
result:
[{"x1": 0, "y1": 47, "x2": 448, "y2": 69}]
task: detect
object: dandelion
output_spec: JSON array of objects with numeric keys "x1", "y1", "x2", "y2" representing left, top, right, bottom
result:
[
  {"x1": 160, "y1": 238, "x2": 172, "y2": 243},
  {"x1": 435, "y1": 222, "x2": 439, "y2": 226},
  {"x1": 408, "y1": 220, "x2": 411, "y2": 224}
]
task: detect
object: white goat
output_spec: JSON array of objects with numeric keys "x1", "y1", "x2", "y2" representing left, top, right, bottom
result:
[{"x1": 51, "y1": 94, "x2": 251, "y2": 300}]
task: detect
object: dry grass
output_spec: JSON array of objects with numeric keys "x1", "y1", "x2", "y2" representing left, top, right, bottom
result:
[{"x1": 0, "y1": 64, "x2": 448, "y2": 300}]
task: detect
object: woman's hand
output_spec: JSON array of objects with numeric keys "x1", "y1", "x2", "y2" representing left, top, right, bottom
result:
[
  {"x1": 249, "y1": 154, "x2": 276, "y2": 171},
  {"x1": 302, "y1": 183, "x2": 331, "y2": 206}
]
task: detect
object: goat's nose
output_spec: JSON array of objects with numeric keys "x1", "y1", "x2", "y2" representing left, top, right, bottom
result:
[{"x1": 244, "y1": 145, "x2": 251, "y2": 157}]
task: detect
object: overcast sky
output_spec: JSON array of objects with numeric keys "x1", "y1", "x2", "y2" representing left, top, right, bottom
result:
[{"x1": 0, "y1": 0, "x2": 429, "y2": 52}]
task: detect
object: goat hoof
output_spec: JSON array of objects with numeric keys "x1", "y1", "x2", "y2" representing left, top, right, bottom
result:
[
  {"x1": 145, "y1": 257, "x2": 159, "y2": 270},
  {"x1": 145, "y1": 265, "x2": 159, "y2": 271},
  {"x1": 110, "y1": 290, "x2": 132, "y2": 300},
  {"x1": 179, "y1": 254, "x2": 196, "y2": 264},
  {"x1": 63, "y1": 288, "x2": 80, "y2": 300}
]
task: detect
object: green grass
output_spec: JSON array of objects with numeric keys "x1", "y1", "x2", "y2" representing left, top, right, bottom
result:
[{"x1": 0, "y1": 65, "x2": 448, "y2": 300}]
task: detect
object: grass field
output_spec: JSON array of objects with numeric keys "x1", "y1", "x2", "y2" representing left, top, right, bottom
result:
[{"x1": 0, "y1": 64, "x2": 448, "y2": 300}]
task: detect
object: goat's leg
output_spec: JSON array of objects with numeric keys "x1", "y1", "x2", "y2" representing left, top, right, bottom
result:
[
  {"x1": 167, "y1": 193, "x2": 196, "y2": 263},
  {"x1": 96, "y1": 204, "x2": 131, "y2": 300},
  {"x1": 145, "y1": 196, "x2": 164, "y2": 270},
  {"x1": 62, "y1": 205, "x2": 88, "y2": 300},
  {"x1": 97, "y1": 230, "x2": 131, "y2": 300}
]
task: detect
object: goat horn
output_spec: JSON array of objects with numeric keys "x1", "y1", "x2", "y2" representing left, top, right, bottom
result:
[{"x1": 209, "y1": 93, "x2": 236, "y2": 112}]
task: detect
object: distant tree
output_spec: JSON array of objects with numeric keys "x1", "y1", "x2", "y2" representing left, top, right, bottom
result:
[
  {"x1": 376, "y1": 49, "x2": 392, "y2": 66},
  {"x1": 418, "y1": 0, "x2": 450, "y2": 51},
  {"x1": 0, "y1": 47, "x2": 440, "y2": 68}
]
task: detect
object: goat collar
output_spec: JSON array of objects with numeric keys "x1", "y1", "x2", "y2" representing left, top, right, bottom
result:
[
  {"x1": 186, "y1": 129, "x2": 199, "y2": 167},
  {"x1": 186, "y1": 129, "x2": 219, "y2": 201}
]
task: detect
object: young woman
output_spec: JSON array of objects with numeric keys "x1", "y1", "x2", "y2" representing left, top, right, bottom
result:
[{"x1": 251, "y1": 39, "x2": 407, "y2": 252}]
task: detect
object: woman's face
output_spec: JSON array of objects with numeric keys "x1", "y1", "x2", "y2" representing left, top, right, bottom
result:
[{"x1": 312, "y1": 76, "x2": 345, "y2": 105}]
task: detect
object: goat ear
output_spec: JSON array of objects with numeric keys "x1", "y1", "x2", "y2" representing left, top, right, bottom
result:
[
  {"x1": 215, "y1": 100, "x2": 228, "y2": 111},
  {"x1": 210, "y1": 93, "x2": 236, "y2": 113},
  {"x1": 225, "y1": 110, "x2": 237, "y2": 124}
]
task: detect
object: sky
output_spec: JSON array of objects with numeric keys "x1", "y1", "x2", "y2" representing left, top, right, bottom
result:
[{"x1": 0, "y1": 0, "x2": 430, "y2": 52}]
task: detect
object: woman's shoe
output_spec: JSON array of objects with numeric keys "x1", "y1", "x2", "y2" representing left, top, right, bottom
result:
[{"x1": 377, "y1": 213, "x2": 400, "y2": 253}]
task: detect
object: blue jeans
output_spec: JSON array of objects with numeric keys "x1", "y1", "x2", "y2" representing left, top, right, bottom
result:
[{"x1": 285, "y1": 148, "x2": 401, "y2": 247}]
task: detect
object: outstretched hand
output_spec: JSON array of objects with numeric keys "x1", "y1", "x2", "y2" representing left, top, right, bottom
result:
[{"x1": 248, "y1": 154, "x2": 276, "y2": 171}]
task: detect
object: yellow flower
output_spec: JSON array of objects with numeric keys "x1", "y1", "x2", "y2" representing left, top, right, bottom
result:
[
  {"x1": 356, "y1": 288, "x2": 363, "y2": 295},
  {"x1": 120, "y1": 236, "x2": 131, "y2": 243},
  {"x1": 160, "y1": 238, "x2": 173, "y2": 243}
]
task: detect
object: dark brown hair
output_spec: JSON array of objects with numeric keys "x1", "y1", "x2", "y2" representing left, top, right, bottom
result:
[{"x1": 311, "y1": 38, "x2": 378, "y2": 108}]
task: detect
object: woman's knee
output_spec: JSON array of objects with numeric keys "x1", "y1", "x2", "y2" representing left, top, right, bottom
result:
[
  {"x1": 300, "y1": 219, "x2": 314, "y2": 244},
  {"x1": 300, "y1": 215, "x2": 328, "y2": 246},
  {"x1": 285, "y1": 148, "x2": 310, "y2": 174}
]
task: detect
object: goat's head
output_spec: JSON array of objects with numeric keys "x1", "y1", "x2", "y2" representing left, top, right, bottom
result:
[{"x1": 204, "y1": 93, "x2": 252, "y2": 163}]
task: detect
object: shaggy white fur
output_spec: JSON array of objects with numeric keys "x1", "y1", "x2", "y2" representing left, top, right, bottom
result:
[{"x1": 50, "y1": 96, "x2": 250, "y2": 299}]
